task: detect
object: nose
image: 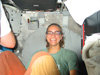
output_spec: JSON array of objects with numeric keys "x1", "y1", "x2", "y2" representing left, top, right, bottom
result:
[{"x1": 51, "y1": 32, "x2": 56, "y2": 37}]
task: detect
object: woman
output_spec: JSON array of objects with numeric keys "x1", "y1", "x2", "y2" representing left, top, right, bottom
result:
[
  {"x1": 26, "y1": 23, "x2": 79, "y2": 75},
  {"x1": 0, "y1": 23, "x2": 79, "y2": 75}
]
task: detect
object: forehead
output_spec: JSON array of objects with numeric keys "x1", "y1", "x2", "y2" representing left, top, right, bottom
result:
[{"x1": 47, "y1": 25, "x2": 61, "y2": 31}]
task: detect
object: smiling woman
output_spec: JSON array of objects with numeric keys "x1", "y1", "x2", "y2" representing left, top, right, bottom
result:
[
  {"x1": 46, "y1": 23, "x2": 64, "y2": 48},
  {"x1": 46, "y1": 25, "x2": 63, "y2": 53},
  {"x1": 0, "y1": 22, "x2": 79, "y2": 75},
  {"x1": 26, "y1": 23, "x2": 79, "y2": 75}
]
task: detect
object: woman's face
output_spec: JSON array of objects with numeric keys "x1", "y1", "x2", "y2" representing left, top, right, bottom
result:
[{"x1": 46, "y1": 25, "x2": 63, "y2": 47}]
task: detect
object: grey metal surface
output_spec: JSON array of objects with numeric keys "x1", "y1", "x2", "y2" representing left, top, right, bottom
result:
[{"x1": 22, "y1": 27, "x2": 46, "y2": 67}]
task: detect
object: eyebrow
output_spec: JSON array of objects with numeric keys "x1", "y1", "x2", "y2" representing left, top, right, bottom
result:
[{"x1": 47, "y1": 31, "x2": 61, "y2": 32}]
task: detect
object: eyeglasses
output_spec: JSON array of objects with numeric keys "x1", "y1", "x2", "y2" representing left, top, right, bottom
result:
[{"x1": 46, "y1": 31, "x2": 61, "y2": 36}]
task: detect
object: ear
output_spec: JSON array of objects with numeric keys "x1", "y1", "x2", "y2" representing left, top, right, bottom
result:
[
  {"x1": 60, "y1": 34, "x2": 63, "y2": 40},
  {"x1": 46, "y1": 34, "x2": 48, "y2": 37}
]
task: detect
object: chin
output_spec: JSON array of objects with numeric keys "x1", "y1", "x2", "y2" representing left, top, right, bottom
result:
[{"x1": 50, "y1": 43, "x2": 58, "y2": 46}]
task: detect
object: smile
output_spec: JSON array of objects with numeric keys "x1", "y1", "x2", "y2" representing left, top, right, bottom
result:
[{"x1": 51, "y1": 39, "x2": 56, "y2": 41}]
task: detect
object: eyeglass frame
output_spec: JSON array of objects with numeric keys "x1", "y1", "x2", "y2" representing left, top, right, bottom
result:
[{"x1": 46, "y1": 31, "x2": 62, "y2": 36}]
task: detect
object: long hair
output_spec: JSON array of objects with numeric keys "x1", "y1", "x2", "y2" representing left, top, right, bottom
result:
[{"x1": 46, "y1": 23, "x2": 64, "y2": 48}]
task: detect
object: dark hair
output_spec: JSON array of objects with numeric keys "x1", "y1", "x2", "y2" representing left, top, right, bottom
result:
[{"x1": 46, "y1": 23, "x2": 64, "y2": 48}]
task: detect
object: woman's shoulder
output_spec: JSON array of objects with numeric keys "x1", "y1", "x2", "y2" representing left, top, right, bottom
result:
[
  {"x1": 61, "y1": 48, "x2": 78, "y2": 61},
  {"x1": 61, "y1": 48, "x2": 77, "y2": 55}
]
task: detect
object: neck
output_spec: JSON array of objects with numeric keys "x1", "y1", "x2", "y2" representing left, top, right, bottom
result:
[{"x1": 48, "y1": 45, "x2": 61, "y2": 54}]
